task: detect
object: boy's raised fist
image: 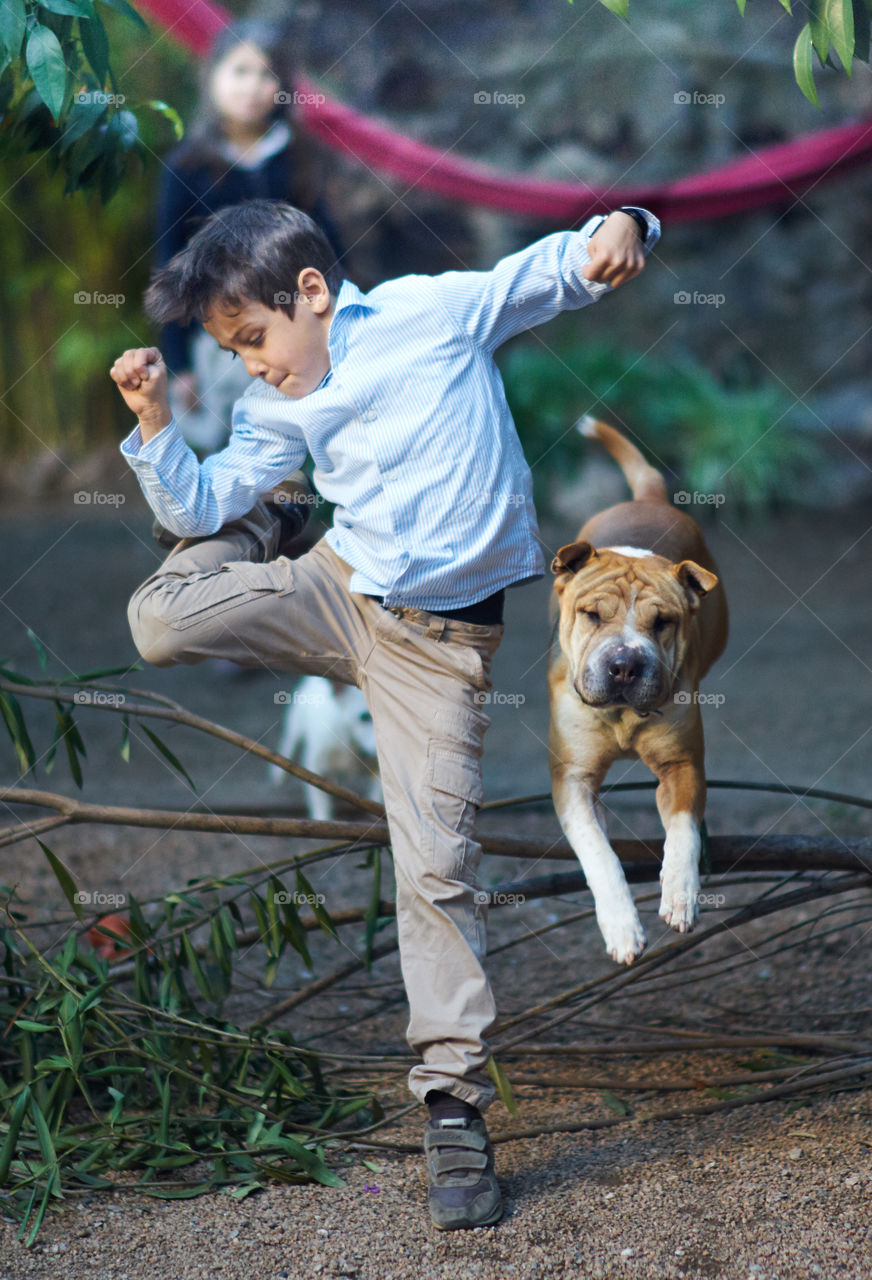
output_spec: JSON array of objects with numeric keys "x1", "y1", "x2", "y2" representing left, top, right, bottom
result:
[{"x1": 110, "y1": 347, "x2": 172, "y2": 434}]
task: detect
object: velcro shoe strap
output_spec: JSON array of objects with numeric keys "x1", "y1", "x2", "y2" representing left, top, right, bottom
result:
[
  {"x1": 430, "y1": 1148, "x2": 488, "y2": 1177},
  {"x1": 425, "y1": 1127, "x2": 487, "y2": 1151}
]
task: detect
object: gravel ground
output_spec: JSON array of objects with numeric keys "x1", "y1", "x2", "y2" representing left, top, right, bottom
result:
[
  {"x1": 1, "y1": 1089, "x2": 870, "y2": 1279},
  {"x1": 1, "y1": 497, "x2": 871, "y2": 1278}
]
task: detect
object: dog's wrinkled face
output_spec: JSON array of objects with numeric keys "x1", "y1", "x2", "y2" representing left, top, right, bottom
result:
[{"x1": 551, "y1": 543, "x2": 718, "y2": 714}]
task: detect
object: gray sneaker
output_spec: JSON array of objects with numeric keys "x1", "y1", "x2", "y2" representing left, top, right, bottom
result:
[{"x1": 424, "y1": 1115, "x2": 503, "y2": 1230}]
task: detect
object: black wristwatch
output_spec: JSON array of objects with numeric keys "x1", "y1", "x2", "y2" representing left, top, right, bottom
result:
[{"x1": 616, "y1": 206, "x2": 650, "y2": 245}]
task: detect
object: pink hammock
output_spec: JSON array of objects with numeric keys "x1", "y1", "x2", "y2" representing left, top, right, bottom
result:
[{"x1": 137, "y1": 0, "x2": 872, "y2": 222}]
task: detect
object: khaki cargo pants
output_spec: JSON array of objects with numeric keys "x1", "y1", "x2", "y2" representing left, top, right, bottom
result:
[{"x1": 126, "y1": 502, "x2": 504, "y2": 1112}]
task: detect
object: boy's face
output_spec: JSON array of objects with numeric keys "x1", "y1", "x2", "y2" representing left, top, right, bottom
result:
[{"x1": 203, "y1": 268, "x2": 333, "y2": 399}]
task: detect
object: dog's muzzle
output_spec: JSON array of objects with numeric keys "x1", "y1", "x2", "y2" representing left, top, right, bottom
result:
[{"x1": 577, "y1": 638, "x2": 669, "y2": 713}]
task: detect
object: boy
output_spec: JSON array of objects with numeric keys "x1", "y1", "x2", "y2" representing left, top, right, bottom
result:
[{"x1": 111, "y1": 198, "x2": 659, "y2": 1230}]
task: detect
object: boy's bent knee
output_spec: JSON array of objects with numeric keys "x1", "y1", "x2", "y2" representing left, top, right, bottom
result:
[{"x1": 127, "y1": 592, "x2": 183, "y2": 667}]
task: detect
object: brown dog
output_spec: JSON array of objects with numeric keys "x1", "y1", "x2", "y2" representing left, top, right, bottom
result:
[{"x1": 548, "y1": 417, "x2": 728, "y2": 964}]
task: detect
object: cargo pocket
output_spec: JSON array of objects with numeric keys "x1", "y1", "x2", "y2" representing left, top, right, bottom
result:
[
  {"x1": 163, "y1": 557, "x2": 295, "y2": 631},
  {"x1": 422, "y1": 743, "x2": 485, "y2": 881}
]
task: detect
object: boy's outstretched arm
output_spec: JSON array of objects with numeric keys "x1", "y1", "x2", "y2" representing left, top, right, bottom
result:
[{"x1": 432, "y1": 208, "x2": 660, "y2": 353}]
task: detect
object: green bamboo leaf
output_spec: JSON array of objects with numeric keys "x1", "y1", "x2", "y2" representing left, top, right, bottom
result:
[
  {"x1": 485, "y1": 1056, "x2": 518, "y2": 1116},
  {"x1": 119, "y1": 711, "x2": 130, "y2": 762},
  {"x1": 141, "y1": 724, "x2": 196, "y2": 790},
  {"x1": 79, "y1": 8, "x2": 109, "y2": 84},
  {"x1": 0, "y1": 0, "x2": 26, "y2": 59},
  {"x1": 735, "y1": 0, "x2": 746, "y2": 13},
  {"x1": 826, "y1": 0, "x2": 855, "y2": 68},
  {"x1": 37, "y1": 840, "x2": 83, "y2": 922},
  {"x1": 59, "y1": 665, "x2": 136, "y2": 682},
  {"x1": 0, "y1": 1086, "x2": 30, "y2": 1183},
  {"x1": 809, "y1": 0, "x2": 831, "y2": 61},
  {"x1": 296, "y1": 869, "x2": 338, "y2": 940},
  {"x1": 13, "y1": 1020, "x2": 56, "y2": 1033},
  {"x1": 0, "y1": 689, "x2": 36, "y2": 775},
  {"x1": 29, "y1": 1097, "x2": 61, "y2": 1193},
  {"x1": 794, "y1": 24, "x2": 821, "y2": 104},
  {"x1": 25, "y1": 23, "x2": 68, "y2": 119},
  {"x1": 181, "y1": 933, "x2": 214, "y2": 1001},
  {"x1": 598, "y1": 0, "x2": 628, "y2": 15},
  {"x1": 601, "y1": 1090, "x2": 630, "y2": 1115},
  {"x1": 25, "y1": 628, "x2": 50, "y2": 671},
  {"x1": 144, "y1": 98, "x2": 184, "y2": 140},
  {"x1": 265, "y1": 881, "x2": 283, "y2": 959},
  {"x1": 96, "y1": 0, "x2": 149, "y2": 30},
  {"x1": 0, "y1": 662, "x2": 37, "y2": 684},
  {"x1": 58, "y1": 94, "x2": 106, "y2": 152},
  {"x1": 273, "y1": 879, "x2": 311, "y2": 968},
  {"x1": 778, "y1": 0, "x2": 793, "y2": 11},
  {"x1": 39, "y1": 0, "x2": 94, "y2": 14}
]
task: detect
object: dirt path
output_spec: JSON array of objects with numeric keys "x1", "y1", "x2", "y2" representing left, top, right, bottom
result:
[{"x1": 1, "y1": 496, "x2": 870, "y2": 1278}]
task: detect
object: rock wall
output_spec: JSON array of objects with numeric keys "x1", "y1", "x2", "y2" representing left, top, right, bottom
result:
[{"x1": 263, "y1": 0, "x2": 872, "y2": 441}]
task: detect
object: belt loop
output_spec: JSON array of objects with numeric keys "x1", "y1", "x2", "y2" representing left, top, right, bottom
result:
[{"x1": 426, "y1": 613, "x2": 446, "y2": 639}]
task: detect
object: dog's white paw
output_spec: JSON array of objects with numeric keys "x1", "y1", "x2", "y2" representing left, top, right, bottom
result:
[
  {"x1": 599, "y1": 908, "x2": 647, "y2": 966},
  {"x1": 658, "y1": 870, "x2": 699, "y2": 934}
]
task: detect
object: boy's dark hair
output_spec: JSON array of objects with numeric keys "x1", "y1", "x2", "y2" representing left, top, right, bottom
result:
[{"x1": 143, "y1": 199, "x2": 344, "y2": 329}]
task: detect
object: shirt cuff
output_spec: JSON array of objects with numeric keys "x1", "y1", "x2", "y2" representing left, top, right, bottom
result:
[{"x1": 119, "y1": 416, "x2": 184, "y2": 466}]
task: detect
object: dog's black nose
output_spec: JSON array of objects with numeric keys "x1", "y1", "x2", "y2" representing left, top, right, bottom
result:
[{"x1": 608, "y1": 652, "x2": 644, "y2": 685}]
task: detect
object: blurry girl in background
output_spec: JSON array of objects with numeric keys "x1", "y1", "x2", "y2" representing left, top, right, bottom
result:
[{"x1": 154, "y1": 19, "x2": 344, "y2": 456}]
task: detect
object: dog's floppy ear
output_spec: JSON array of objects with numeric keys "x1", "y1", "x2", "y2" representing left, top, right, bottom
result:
[
  {"x1": 674, "y1": 560, "x2": 719, "y2": 610},
  {"x1": 550, "y1": 540, "x2": 595, "y2": 577}
]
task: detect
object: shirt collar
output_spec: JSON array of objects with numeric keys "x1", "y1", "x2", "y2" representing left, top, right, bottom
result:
[
  {"x1": 331, "y1": 278, "x2": 378, "y2": 319},
  {"x1": 219, "y1": 119, "x2": 292, "y2": 170}
]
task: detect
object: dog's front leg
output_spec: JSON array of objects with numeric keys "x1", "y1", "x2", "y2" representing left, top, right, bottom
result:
[
  {"x1": 649, "y1": 758, "x2": 706, "y2": 934},
  {"x1": 553, "y1": 771, "x2": 647, "y2": 965}
]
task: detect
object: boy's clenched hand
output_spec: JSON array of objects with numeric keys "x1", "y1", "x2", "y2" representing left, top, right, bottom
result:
[
  {"x1": 582, "y1": 211, "x2": 647, "y2": 288},
  {"x1": 110, "y1": 347, "x2": 173, "y2": 441}
]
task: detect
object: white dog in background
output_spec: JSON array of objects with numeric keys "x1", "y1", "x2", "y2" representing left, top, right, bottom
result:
[{"x1": 269, "y1": 676, "x2": 382, "y2": 820}]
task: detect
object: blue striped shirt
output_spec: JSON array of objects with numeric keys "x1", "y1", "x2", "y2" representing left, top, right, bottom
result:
[{"x1": 120, "y1": 209, "x2": 660, "y2": 611}]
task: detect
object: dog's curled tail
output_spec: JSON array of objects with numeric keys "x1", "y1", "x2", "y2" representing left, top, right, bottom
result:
[{"x1": 577, "y1": 415, "x2": 668, "y2": 504}]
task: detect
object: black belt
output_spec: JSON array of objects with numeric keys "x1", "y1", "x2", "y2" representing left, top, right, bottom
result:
[{"x1": 366, "y1": 588, "x2": 505, "y2": 625}]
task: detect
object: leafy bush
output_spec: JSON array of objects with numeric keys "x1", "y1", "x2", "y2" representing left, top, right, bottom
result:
[{"x1": 498, "y1": 333, "x2": 822, "y2": 514}]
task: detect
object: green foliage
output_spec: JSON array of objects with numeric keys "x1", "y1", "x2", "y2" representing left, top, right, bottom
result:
[
  {"x1": 0, "y1": 0, "x2": 183, "y2": 200},
  {"x1": 0, "y1": 873, "x2": 370, "y2": 1245},
  {"x1": 498, "y1": 335, "x2": 822, "y2": 514},
  {"x1": 0, "y1": 652, "x2": 398, "y2": 1243},
  {"x1": 590, "y1": 0, "x2": 872, "y2": 103}
]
